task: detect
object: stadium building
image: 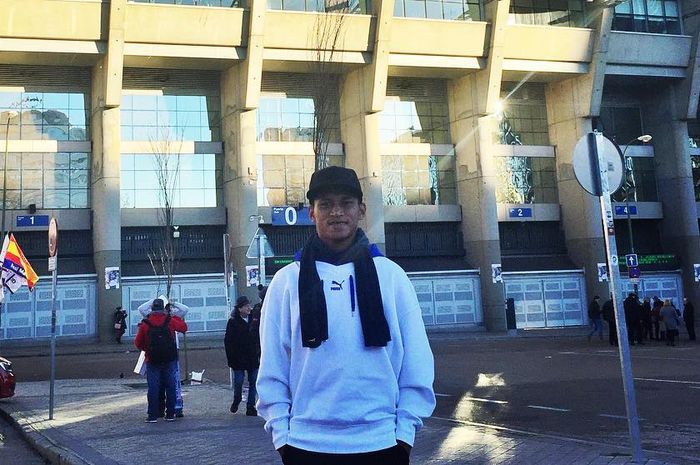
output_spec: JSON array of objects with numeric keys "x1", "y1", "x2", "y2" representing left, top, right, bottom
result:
[{"x1": 1, "y1": 0, "x2": 698, "y2": 342}]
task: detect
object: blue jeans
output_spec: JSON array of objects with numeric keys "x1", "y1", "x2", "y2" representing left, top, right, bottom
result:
[
  {"x1": 588, "y1": 318, "x2": 603, "y2": 338},
  {"x1": 146, "y1": 360, "x2": 177, "y2": 419},
  {"x1": 234, "y1": 369, "x2": 258, "y2": 408}
]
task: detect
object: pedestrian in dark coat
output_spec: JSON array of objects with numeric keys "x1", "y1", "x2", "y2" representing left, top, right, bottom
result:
[
  {"x1": 113, "y1": 306, "x2": 127, "y2": 344},
  {"x1": 587, "y1": 296, "x2": 603, "y2": 341},
  {"x1": 602, "y1": 297, "x2": 617, "y2": 346},
  {"x1": 224, "y1": 295, "x2": 260, "y2": 416},
  {"x1": 683, "y1": 297, "x2": 696, "y2": 341},
  {"x1": 652, "y1": 296, "x2": 662, "y2": 340},
  {"x1": 660, "y1": 299, "x2": 680, "y2": 346},
  {"x1": 641, "y1": 297, "x2": 652, "y2": 341},
  {"x1": 623, "y1": 293, "x2": 643, "y2": 345}
]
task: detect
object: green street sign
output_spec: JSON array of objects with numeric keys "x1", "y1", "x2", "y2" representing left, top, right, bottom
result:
[{"x1": 617, "y1": 254, "x2": 677, "y2": 268}]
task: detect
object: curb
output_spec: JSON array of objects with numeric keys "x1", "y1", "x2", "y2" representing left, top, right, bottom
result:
[{"x1": 0, "y1": 406, "x2": 89, "y2": 465}]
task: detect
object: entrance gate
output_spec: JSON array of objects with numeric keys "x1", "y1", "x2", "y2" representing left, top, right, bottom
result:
[{"x1": 504, "y1": 272, "x2": 586, "y2": 329}]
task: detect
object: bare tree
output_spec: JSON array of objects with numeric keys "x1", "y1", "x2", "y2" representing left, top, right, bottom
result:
[
  {"x1": 308, "y1": 1, "x2": 350, "y2": 171},
  {"x1": 147, "y1": 127, "x2": 183, "y2": 299}
]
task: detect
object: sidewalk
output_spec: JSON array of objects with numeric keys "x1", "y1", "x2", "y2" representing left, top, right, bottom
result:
[
  {"x1": 0, "y1": 327, "x2": 592, "y2": 359},
  {"x1": 0, "y1": 378, "x2": 689, "y2": 465}
]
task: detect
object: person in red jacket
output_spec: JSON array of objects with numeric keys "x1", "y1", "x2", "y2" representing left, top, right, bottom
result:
[{"x1": 135, "y1": 298, "x2": 187, "y2": 423}]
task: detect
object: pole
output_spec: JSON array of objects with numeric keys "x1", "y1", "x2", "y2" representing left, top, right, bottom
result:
[
  {"x1": 223, "y1": 233, "x2": 231, "y2": 308},
  {"x1": 592, "y1": 133, "x2": 644, "y2": 463},
  {"x1": 48, "y1": 259, "x2": 58, "y2": 420},
  {"x1": 622, "y1": 145, "x2": 638, "y2": 295},
  {"x1": 2, "y1": 115, "x2": 9, "y2": 239},
  {"x1": 258, "y1": 232, "x2": 266, "y2": 287},
  {"x1": 0, "y1": 115, "x2": 10, "y2": 338}
]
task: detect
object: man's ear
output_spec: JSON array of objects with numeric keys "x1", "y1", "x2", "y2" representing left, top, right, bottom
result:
[
  {"x1": 308, "y1": 203, "x2": 317, "y2": 223},
  {"x1": 359, "y1": 202, "x2": 366, "y2": 219}
]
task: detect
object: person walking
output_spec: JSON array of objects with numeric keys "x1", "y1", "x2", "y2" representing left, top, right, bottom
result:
[
  {"x1": 225, "y1": 295, "x2": 260, "y2": 416},
  {"x1": 139, "y1": 297, "x2": 189, "y2": 418},
  {"x1": 683, "y1": 297, "x2": 696, "y2": 341},
  {"x1": 641, "y1": 297, "x2": 652, "y2": 341},
  {"x1": 651, "y1": 296, "x2": 662, "y2": 340},
  {"x1": 587, "y1": 296, "x2": 603, "y2": 341},
  {"x1": 256, "y1": 166, "x2": 435, "y2": 465},
  {"x1": 134, "y1": 298, "x2": 187, "y2": 423},
  {"x1": 113, "y1": 306, "x2": 127, "y2": 344},
  {"x1": 602, "y1": 296, "x2": 617, "y2": 347},
  {"x1": 660, "y1": 299, "x2": 680, "y2": 346}
]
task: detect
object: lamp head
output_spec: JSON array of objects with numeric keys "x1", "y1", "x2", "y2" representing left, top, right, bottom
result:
[{"x1": 637, "y1": 135, "x2": 652, "y2": 143}]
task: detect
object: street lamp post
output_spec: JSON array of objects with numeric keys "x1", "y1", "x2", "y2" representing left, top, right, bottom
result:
[
  {"x1": 620, "y1": 134, "x2": 653, "y2": 294},
  {"x1": 1, "y1": 110, "x2": 18, "y2": 341},
  {"x1": 2, "y1": 111, "x2": 18, "y2": 240}
]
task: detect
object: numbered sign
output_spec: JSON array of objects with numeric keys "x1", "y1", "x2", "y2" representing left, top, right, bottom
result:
[
  {"x1": 615, "y1": 205, "x2": 637, "y2": 216},
  {"x1": 271, "y1": 206, "x2": 314, "y2": 226},
  {"x1": 17, "y1": 215, "x2": 50, "y2": 227},
  {"x1": 508, "y1": 207, "x2": 532, "y2": 218}
]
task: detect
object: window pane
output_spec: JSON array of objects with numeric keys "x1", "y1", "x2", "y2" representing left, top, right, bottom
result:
[{"x1": 44, "y1": 190, "x2": 70, "y2": 209}]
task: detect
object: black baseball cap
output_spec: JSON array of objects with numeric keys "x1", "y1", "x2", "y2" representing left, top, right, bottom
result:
[{"x1": 306, "y1": 166, "x2": 363, "y2": 203}]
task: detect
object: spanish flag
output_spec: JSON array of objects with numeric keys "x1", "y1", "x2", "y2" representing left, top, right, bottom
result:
[{"x1": 0, "y1": 233, "x2": 39, "y2": 295}]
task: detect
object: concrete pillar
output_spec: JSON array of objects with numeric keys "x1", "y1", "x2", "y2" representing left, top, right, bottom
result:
[
  {"x1": 644, "y1": 86, "x2": 700, "y2": 304},
  {"x1": 91, "y1": 0, "x2": 125, "y2": 341},
  {"x1": 221, "y1": 65, "x2": 260, "y2": 302},
  {"x1": 220, "y1": 0, "x2": 266, "y2": 302},
  {"x1": 545, "y1": 6, "x2": 614, "y2": 302},
  {"x1": 333, "y1": 0, "x2": 393, "y2": 250},
  {"x1": 546, "y1": 79, "x2": 608, "y2": 301},
  {"x1": 448, "y1": 75, "x2": 505, "y2": 331},
  {"x1": 340, "y1": 67, "x2": 385, "y2": 250},
  {"x1": 445, "y1": 0, "x2": 511, "y2": 331},
  {"x1": 91, "y1": 60, "x2": 123, "y2": 342}
]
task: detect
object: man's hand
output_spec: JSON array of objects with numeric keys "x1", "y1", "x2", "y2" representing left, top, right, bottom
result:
[{"x1": 397, "y1": 440, "x2": 412, "y2": 456}]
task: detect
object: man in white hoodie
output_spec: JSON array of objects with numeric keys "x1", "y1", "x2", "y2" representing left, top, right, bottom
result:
[{"x1": 256, "y1": 166, "x2": 435, "y2": 465}]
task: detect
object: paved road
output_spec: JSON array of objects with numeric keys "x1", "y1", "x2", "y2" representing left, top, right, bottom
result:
[
  {"x1": 429, "y1": 337, "x2": 700, "y2": 462},
  {"x1": 3, "y1": 332, "x2": 699, "y2": 462}
]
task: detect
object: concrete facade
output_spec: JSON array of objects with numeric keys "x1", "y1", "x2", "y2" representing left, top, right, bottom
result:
[{"x1": 2, "y1": 0, "x2": 700, "y2": 337}]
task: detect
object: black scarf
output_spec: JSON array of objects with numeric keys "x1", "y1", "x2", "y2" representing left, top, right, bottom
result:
[{"x1": 298, "y1": 229, "x2": 390, "y2": 348}]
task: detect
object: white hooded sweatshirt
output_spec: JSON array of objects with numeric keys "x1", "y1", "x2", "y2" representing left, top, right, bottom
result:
[{"x1": 256, "y1": 254, "x2": 435, "y2": 454}]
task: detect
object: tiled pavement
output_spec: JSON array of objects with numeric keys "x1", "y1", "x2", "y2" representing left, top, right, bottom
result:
[{"x1": 0, "y1": 378, "x2": 690, "y2": 465}]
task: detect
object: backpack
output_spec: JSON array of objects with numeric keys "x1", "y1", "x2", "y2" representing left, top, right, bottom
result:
[{"x1": 143, "y1": 315, "x2": 177, "y2": 363}]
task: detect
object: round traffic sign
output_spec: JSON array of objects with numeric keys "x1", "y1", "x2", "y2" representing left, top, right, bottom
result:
[
  {"x1": 48, "y1": 217, "x2": 58, "y2": 257},
  {"x1": 572, "y1": 132, "x2": 624, "y2": 196}
]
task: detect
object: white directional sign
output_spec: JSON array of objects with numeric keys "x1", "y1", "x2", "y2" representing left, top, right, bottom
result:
[{"x1": 625, "y1": 254, "x2": 638, "y2": 268}]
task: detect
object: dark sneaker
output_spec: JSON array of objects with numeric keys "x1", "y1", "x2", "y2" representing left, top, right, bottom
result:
[
  {"x1": 175, "y1": 412, "x2": 184, "y2": 418},
  {"x1": 145, "y1": 417, "x2": 157, "y2": 423},
  {"x1": 230, "y1": 401, "x2": 240, "y2": 413},
  {"x1": 165, "y1": 415, "x2": 176, "y2": 422},
  {"x1": 246, "y1": 406, "x2": 257, "y2": 416}
]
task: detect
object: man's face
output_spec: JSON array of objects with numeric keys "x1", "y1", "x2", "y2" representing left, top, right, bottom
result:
[
  {"x1": 309, "y1": 192, "x2": 366, "y2": 251},
  {"x1": 239, "y1": 303, "x2": 252, "y2": 317}
]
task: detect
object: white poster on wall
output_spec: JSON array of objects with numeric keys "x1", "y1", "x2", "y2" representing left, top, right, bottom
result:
[
  {"x1": 105, "y1": 266, "x2": 120, "y2": 289},
  {"x1": 246, "y1": 265, "x2": 259, "y2": 287}
]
